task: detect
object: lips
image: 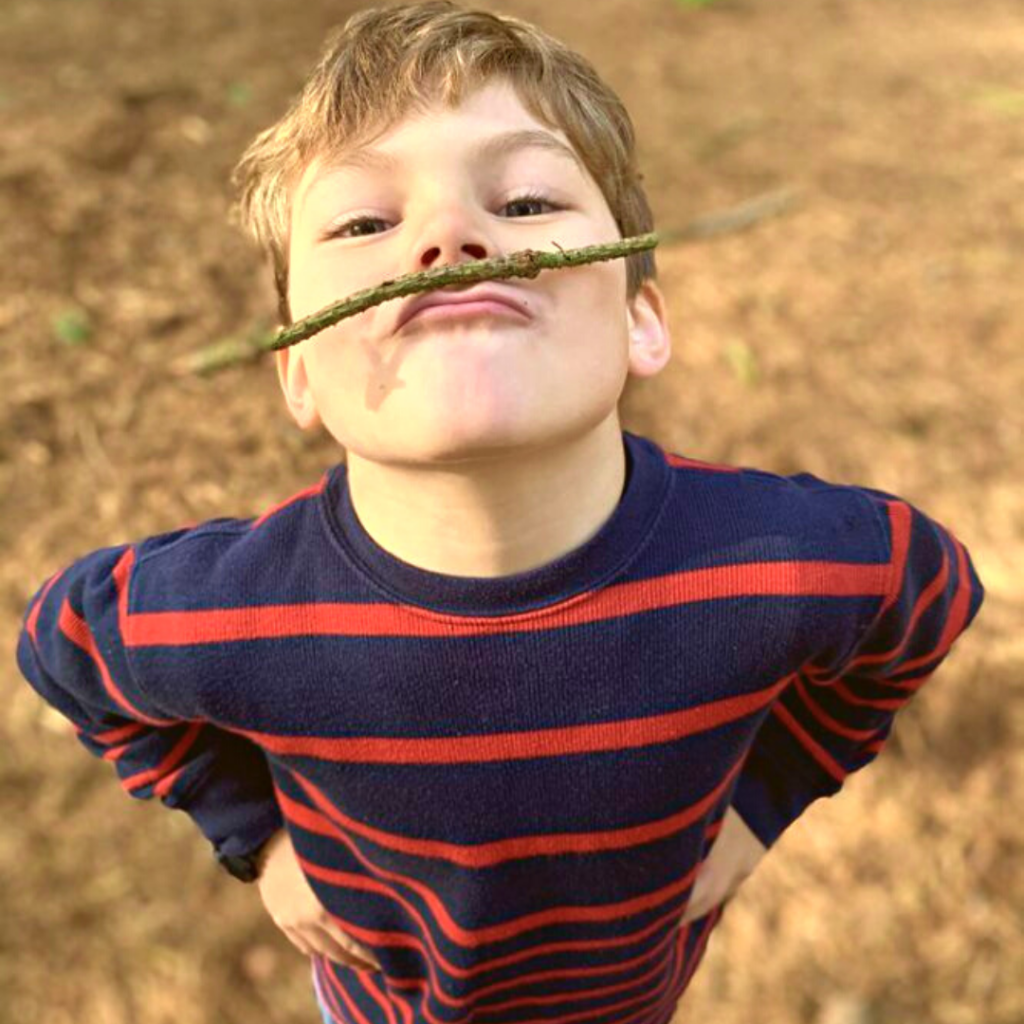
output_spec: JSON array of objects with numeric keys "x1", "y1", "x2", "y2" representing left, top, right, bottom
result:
[{"x1": 395, "y1": 284, "x2": 531, "y2": 333}]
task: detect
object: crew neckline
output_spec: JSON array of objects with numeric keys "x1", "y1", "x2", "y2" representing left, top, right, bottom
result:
[{"x1": 319, "y1": 430, "x2": 672, "y2": 617}]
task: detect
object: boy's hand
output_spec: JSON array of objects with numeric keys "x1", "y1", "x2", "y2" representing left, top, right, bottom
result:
[
  {"x1": 681, "y1": 806, "x2": 768, "y2": 923},
  {"x1": 255, "y1": 828, "x2": 382, "y2": 973}
]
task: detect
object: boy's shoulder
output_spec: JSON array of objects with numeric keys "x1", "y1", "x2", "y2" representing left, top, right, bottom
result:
[
  {"x1": 657, "y1": 441, "x2": 901, "y2": 564},
  {"x1": 137, "y1": 471, "x2": 330, "y2": 558},
  {"x1": 128, "y1": 469, "x2": 335, "y2": 603}
]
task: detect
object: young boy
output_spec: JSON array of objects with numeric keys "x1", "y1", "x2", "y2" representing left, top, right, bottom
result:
[{"x1": 16, "y1": 3, "x2": 985, "y2": 1023}]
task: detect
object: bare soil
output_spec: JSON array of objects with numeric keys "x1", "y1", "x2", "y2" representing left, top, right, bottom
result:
[{"x1": 1, "y1": 1, "x2": 1021, "y2": 1023}]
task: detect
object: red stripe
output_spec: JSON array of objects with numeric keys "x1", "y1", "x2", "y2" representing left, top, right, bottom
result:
[
  {"x1": 944, "y1": 537, "x2": 974, "y2": 648},
  {"x1": 888, "y1": 671, "x2": 933, "y2": 694},
  {"x1": 894, "y1": 534, "x2": 974, "y2": 674},
  {"x1": 319, "y1": 953, "x2": 375, "y2": 1024},
  {"x1": 806, "y1": 513, "x2": 951, "y2": 684},
  {"x1": 770, "y1": 703, "x2": 847, "y2": 783},
  {"x1": 26, "y1": 570, "x2": 66, "y2": 644},
  {"x1": 241, "y1": 674, "x2": 792, "y2": 766},
  {"x1": 654, "y1": 927, "x2": 689, "y2": 1024},
  {"x1": 113, "y1": 546, "x2": 135, "y2": 648},
  {"x1": 251, "y1": 474, "x2": 328, "y2": 530},
  {"x1": 57, "y1": 600, "x2": 176, "y2": 728},
  {"x1": 360, "y1": 963, "x2": 398, "y2": 1024},
  {"x1": 803, "y1": 499, "x2": 909, "y2": 683},
  {"x1": 664, "y1": 453, "x2": 740, "y2": 474},
  {"x1": 98, "y1": 729, "x2": 197, "y2": 799},
  {"x1": 792, "y1": 675, "x2": 879, "y2": 742},
  {"x1": 120, "y1": 722, "x2": 203, "y2": 793},
  {"x1": 153, "y1": 762, "x2": 191, "y2": 798},
  {"x1": 120, "y1": 560, "x2": 891, "y2": 647},
  {"x1": 92, "y1": 722, "x2": 146, "y2": 745},
  {"x1": 313, "y1": 962, "x2": 339, "y2": 1024},
  {"x1": 879, "y1": 500, "x2": 912, "y2": 618},
  {"x1": 279, "y1": 751, "x2": 747, "y2": 868},
  {"x1": 830, "y1": 680, "x2": 907, "y2": 711},
  {"x1": 674, "y1": 905, "x2": 721, "y2": 1000},
  {"x1": 636, "y1": 929, "x2": 686, "y2": 1024}
]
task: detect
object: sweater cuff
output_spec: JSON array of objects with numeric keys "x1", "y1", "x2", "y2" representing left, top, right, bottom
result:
[
  {"x1": 167, "y1": 739, "x2": 285, "y2": 859},
  {"x1": 729, "y1": 738, "x2": 831, "y2": 850}
]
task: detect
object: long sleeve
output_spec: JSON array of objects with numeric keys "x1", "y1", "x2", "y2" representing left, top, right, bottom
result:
[
  {"x1": 15, "y1": 540, "x2": 283, "y2": 860},
  {"x1": 730, "y1": 486, "x2": 985, "y2": 849}
]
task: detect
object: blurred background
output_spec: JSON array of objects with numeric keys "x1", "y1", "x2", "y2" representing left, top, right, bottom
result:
[{"x1": 1, "y1": 0, "x2": 1021, "y2": 1022}]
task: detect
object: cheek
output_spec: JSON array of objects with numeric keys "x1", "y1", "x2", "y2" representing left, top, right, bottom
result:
[
  {"x1": 300, "y1": 330, "x2": 351, "y2": 407},
  {"x1": 562, "y1": 260, "x2": 628, "y2": 332},
  {"x1": 285, "y1": 247, "x2": 314, "y2": 321},
  {"x1": 302, "y1": 308, "x2": 384, "y2": 399},
  {"x1": 288, "y1": 243, "x2": 350, "y2": 317},
  {"x1": 550, "y1": 270, "x2": 631, "y2": 385},
  {"x1": 289, "y1": 252, "x2": 395, "y2": 333}
]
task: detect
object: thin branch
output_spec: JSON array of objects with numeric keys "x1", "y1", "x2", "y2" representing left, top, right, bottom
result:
[
  {"x1": 273, "y1": 232, "x2": 659, "y2": 350},
  {"x1": 673, "y1": 187, "x2": 800, "y2": 241},
  {"x1": 172, "y1": 233, "x2": 657, "y2": 376},
  {"x1": 175, "y1": 186, "x2": 802, "y2": 376}
]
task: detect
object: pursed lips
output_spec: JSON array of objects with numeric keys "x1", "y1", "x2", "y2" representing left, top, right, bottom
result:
[{"x1": 395, "y1": 286, "x2": 532, "y2": 333}]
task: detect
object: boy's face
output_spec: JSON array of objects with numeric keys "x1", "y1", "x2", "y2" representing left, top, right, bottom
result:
[{"x1": 279, "y1": 77, "x2": 669, "y2": 465}]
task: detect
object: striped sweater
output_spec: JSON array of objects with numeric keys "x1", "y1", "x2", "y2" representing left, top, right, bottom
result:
[{"x1": 16, "y1": 429, "x2": 984, "y2": 1024}]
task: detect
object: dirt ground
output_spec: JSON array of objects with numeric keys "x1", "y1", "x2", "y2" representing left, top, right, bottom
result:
[{"x1": 1, "y1": 0, "x2": 1021, "y2": 1022}]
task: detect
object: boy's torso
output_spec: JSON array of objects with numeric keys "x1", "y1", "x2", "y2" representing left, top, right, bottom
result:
[{"x1": 122, "y1": 430, "x2": 888, "y2": 988}]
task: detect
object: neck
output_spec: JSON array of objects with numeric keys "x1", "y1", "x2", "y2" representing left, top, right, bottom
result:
[{"x1": 344, "y1": 414, "x2": 628, "y2": 578}]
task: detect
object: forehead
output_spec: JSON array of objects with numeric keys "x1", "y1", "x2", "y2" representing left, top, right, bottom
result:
[{"x1": 292, "y1": 79, "x2": 586, "y2": 212}]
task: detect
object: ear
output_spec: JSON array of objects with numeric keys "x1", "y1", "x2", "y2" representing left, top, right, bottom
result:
[
  {"x1": 625, "y1": 279, "x2": 672, "y2": 379},
  {"x1": 275, "y1": 344, "x2": 322, "y2": 431}
]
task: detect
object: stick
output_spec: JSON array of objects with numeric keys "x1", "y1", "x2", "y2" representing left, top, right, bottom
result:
[
  {"x1": 273, "y1": 232, "x2": 659, "y2": 350},
  {"x1": 672, "y1": 187, "x2": 800, "y2": 241},
  {"x1": 172, "y1": 233, "x2": 658, "y2": 376},
  {"x1": 175, "y1": 186, "x2": 800, "y2": 376}
]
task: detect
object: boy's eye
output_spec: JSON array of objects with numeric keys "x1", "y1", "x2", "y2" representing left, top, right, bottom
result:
[
  {"x1": 330, "y1": 216, "x2": 390, "y2": 239},
  {"x1": 501, "y1": 193, "x2": 560, "y2": 218}
]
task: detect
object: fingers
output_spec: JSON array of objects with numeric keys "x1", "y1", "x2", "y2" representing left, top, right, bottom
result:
[
  {"x1": 680, "y1": 856, "x2": 712, "y2": 924},
  {"x1": 280, "y1": 921, "x2": 381, "y2": 973},
  {"x1": 680, "y1": 893, "x2": 709, "y2": 924},
  {"x1": 317, "y1": 920, "x2": 382, "y2": 972},
  {"x1": 680, "y1": 807, "x2": 768, "y2": 924},
  {"x1": 282, "y1": 925, "x2": 317, "y2": 958},
  {"x1": 255, "y1": 830, "x2": 382, "y2": 973}
]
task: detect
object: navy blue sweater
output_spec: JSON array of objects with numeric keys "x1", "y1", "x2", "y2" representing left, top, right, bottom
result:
[{"x1": 16, "y1": 430, "x2": 984, "y2": 1024}]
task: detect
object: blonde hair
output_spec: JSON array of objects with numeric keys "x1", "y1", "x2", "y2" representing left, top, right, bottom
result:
[{"x1": 230, "y1": 0, "x2": 656, "y2": 326}]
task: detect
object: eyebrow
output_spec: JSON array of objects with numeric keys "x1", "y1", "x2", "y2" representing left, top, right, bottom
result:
[{"x1": 321, "y1": 128, "x2": 585, "y2": 178}]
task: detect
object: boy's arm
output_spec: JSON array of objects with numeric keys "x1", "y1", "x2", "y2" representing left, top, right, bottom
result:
[
  {"x1": 730, "y1": 487, "x2": 985, "y2": 849},
  {"x1": 15, "y1": 541, "x2": 283, "y2": 863}
]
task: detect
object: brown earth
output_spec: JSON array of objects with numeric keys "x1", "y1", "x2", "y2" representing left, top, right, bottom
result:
[{"x1": 1, "y1": 0, "x2": 1021, "y2": 1022}]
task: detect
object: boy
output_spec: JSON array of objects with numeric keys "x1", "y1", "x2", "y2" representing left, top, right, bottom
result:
[{"x1": 15, "y1": 3, "x2": 984, "y2": 1023}]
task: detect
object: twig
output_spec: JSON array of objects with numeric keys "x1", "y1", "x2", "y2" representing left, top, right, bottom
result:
[
  {"x1": 271, "y1": 232, "x2": 659, "y2": 350},
  {"x1": 173, "y1": 233, "x2": 657, "y2": 376},
  {"x1": 674, "y1": 187, "x2": 800, "y2": 241},
  {"x1": 176, "y1": 187, "x2": 801, "y2": 376}
]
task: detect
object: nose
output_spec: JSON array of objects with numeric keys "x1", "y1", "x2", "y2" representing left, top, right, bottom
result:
[
  {"x1": 420, "y1": 239, "x2": 488, "y2": 268},
  {"x1": 410, "y1": 206, "x2": 492, "y2": 272}
]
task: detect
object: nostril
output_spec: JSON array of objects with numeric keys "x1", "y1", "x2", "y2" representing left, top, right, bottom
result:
[{"x1": 421, "y1": 242, "x2": 487, "y2": 267}]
